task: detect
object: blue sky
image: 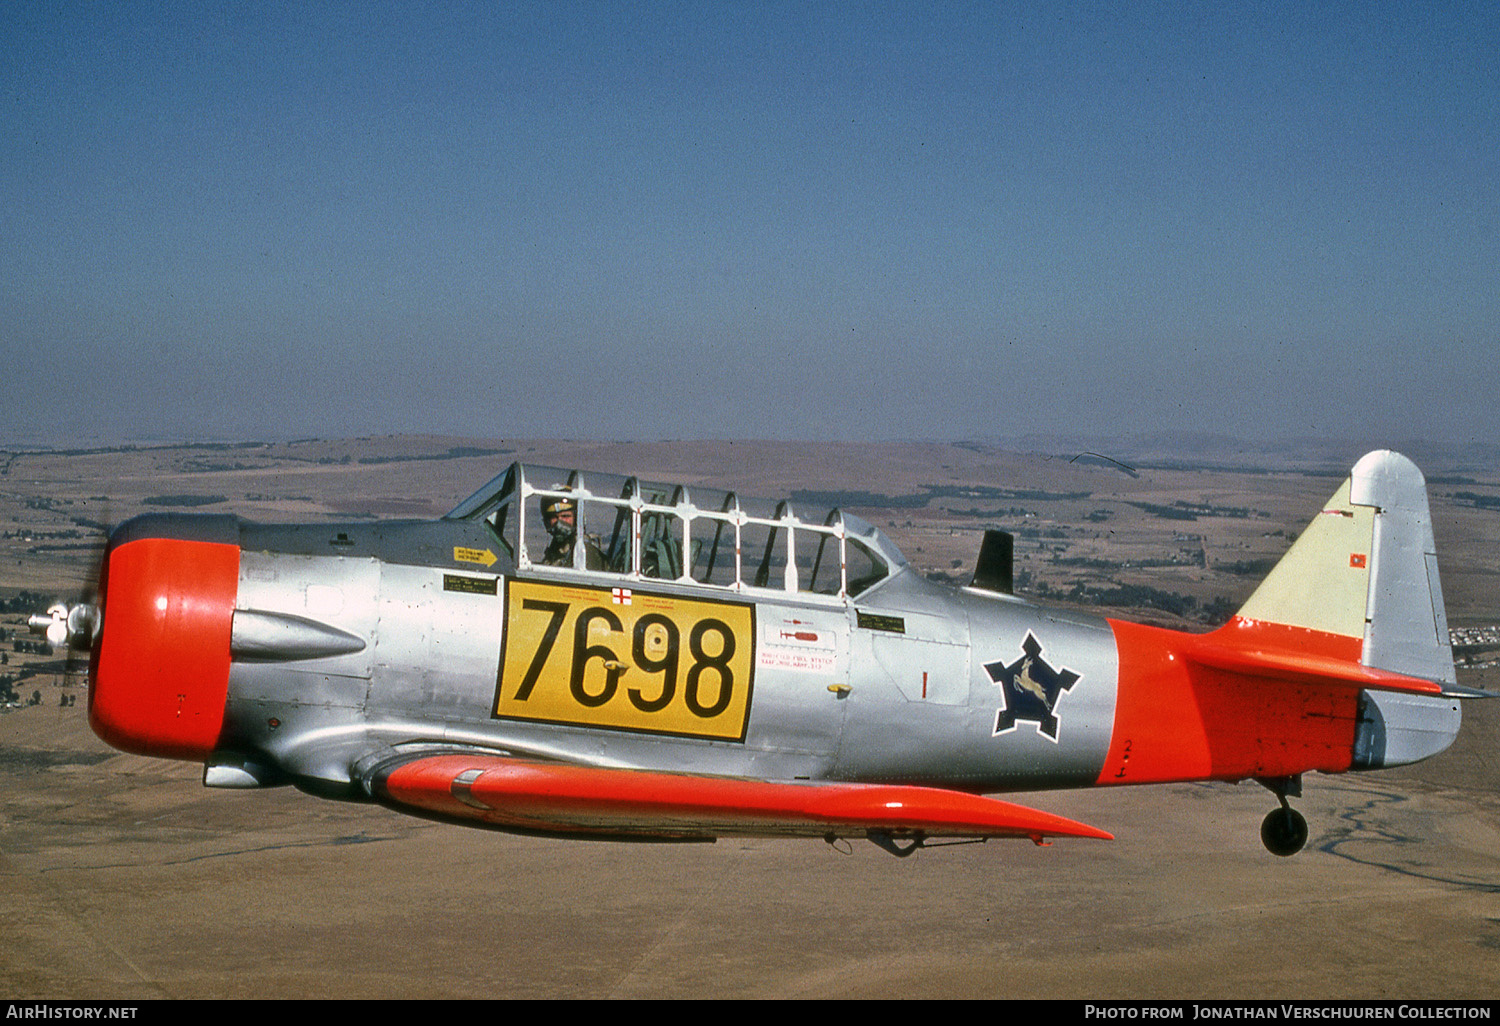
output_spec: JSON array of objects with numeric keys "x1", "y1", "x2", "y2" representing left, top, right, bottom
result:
[{"x1": 4, "y1": 2, "x2": 1497, "y2": 446}]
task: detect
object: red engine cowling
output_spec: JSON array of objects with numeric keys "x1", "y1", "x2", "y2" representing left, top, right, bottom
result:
[{"x1": 90, "y1": 523, "x2": 240, "y2": 761}]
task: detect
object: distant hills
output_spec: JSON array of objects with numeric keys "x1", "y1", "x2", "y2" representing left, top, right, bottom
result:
[{"x1": 989, "y1": 431, "x2": 1500, "y2": 475}]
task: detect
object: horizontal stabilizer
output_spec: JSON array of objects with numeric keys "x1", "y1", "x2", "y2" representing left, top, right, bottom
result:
[
  {"x1": 1186, "y1": 622, "x2": 1454, "y2": 696},
  {"x1": 1186, "y1": 632, "x2": 1484, "y2": 698},
  {"x1": 367, "y1": 754, "x2": 1112, "y2": 844}
]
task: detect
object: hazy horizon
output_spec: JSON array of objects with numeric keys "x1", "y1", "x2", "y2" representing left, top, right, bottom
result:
[{"x1": 8, "y1": 429, "x2": 1499, "y2": 478}]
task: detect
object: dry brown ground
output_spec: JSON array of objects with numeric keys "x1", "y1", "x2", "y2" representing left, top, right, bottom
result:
[{"x1": 0, "y1": 438, "x2": 1496, "y2": 999}]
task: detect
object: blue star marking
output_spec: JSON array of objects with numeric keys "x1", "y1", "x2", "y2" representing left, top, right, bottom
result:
[{"x1": 984, "y1": 632, "x2": 1080, "y2": 742}]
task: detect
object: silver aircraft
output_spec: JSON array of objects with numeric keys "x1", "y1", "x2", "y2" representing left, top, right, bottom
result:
[{"x1": 37, "y1": 450, "x2": 1480, "y2": 856}]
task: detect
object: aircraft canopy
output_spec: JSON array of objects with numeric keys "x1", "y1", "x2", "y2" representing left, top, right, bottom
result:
[{"x1": 447, "y1": 463, "x2": 906, "y2": 599}]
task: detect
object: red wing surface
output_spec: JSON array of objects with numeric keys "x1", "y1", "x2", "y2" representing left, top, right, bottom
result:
[{"x1": 369, "y1": 754, "x2": 1113, "y2": 844}]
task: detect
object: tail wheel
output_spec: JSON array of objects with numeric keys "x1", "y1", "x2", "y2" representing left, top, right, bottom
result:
[{"x1": 1260, "y1": 806, "x2": 1308, "y2": 857}]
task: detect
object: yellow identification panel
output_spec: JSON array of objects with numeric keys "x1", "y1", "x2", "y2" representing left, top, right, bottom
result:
[{"x1": 496, "y1": 579, "x2": 756, "y2": 741}]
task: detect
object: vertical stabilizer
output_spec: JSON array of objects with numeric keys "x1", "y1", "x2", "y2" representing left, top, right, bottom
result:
[{"x1": 1234, "y1": 450, "x2": 1455, "y2": 687}]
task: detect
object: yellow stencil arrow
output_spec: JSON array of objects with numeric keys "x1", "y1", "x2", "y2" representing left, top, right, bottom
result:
[{"x1": 453, "y1": 546, "x2": 498, "y2": 568}]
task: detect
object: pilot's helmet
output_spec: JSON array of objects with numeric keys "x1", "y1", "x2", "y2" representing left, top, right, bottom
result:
[{"x1": 540, "y1": 490, "x2": 577, "y2": 520}]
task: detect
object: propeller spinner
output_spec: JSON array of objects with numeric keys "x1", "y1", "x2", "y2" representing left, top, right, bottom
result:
[{"x1": 28, "y1": 601, "x2": 100, "y2": 650}]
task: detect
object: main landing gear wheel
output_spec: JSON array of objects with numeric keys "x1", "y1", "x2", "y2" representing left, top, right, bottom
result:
[{"x1": 1260, "y1": 805, "x2": 1308, "y2": 857}]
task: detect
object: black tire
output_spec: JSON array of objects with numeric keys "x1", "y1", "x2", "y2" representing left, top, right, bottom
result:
[{"x1": 1260, "y1": 807, "x2": 1309, "y2": 857}]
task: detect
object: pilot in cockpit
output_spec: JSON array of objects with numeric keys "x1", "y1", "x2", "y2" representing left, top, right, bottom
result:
[{"x1": 540, "y1": 492, "x2": 609, "y2": 570}]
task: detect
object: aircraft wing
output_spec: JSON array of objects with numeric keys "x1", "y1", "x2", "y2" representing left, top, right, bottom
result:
[{"x1": 366, "y1": 753, "x2": 1113, "y2": 844}]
